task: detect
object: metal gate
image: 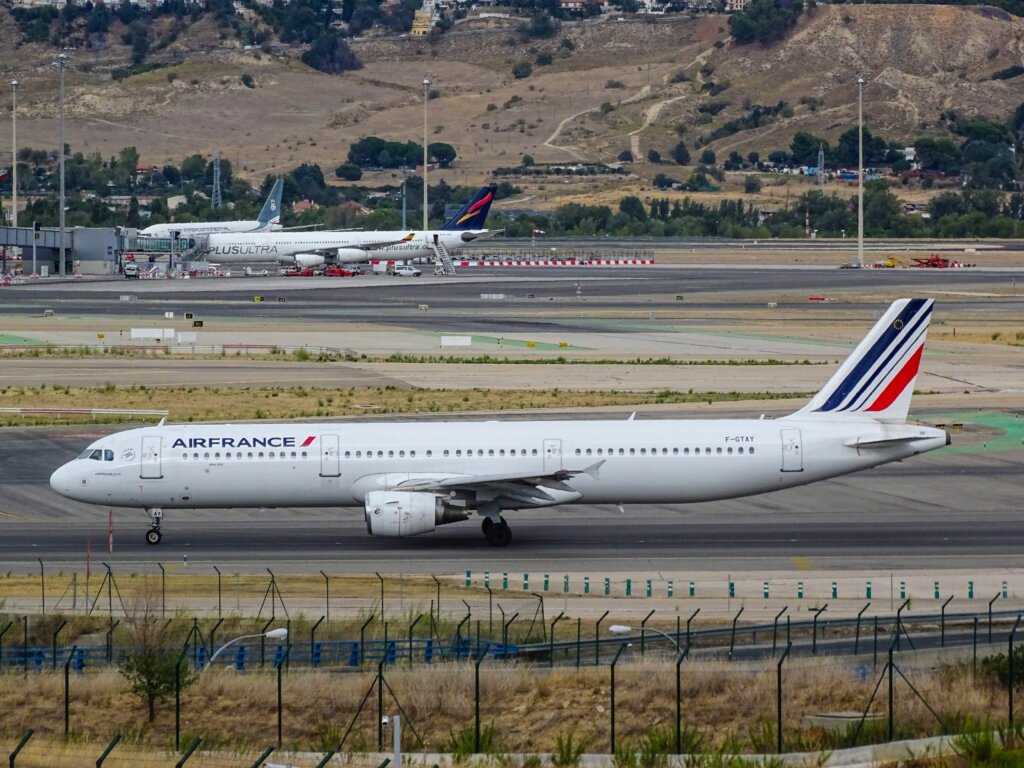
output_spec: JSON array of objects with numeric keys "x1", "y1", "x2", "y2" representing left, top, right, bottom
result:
[
  {"x1": 543, "y1": 439, "x2": 562, "y2": 472},
  {"x1": 320, "y1": 434, "x2": 340, "y2": 477},
  {"x1": 780, "y1": 428, "x2": 803, "y2": 472},
  {"x1": 140, "y1": 436, "x2": 163, "y2": 479}
]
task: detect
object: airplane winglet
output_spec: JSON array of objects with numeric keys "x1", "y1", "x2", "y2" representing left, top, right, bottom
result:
[{"x1": 581, "y1": 460, "x2": 605, "y2": 479}]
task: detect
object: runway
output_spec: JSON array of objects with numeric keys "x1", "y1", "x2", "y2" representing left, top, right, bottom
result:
[{"x1": 3, "y1": 426, "x2": 1022, "y2": 573}]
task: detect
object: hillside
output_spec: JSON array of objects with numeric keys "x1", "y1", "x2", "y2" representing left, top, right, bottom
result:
[{"x1": 3, "y1": 3, "x2": 1023, "y2": 208}]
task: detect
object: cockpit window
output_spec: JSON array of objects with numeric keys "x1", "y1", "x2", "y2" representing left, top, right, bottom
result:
[
  {"x1": 104, "y1": 450, "x2": 114, "y2": 461},
  {"x1": 79, "y1": 449, "x2": 103, "y2": 461}
]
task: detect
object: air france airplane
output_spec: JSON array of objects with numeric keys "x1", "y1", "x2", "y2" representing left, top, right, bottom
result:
[
  {"x1": 50, "y1": 299, "x2": 948, "y2": 547},
  {"x1": 203, "y1": 185, "x2": 497, "y2": 268},
  {"x1": 139, "y1": 180, "x2": 284, "y2": 238}
]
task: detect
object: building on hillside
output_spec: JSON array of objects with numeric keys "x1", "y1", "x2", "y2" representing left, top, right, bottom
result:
[
  {"x1": 411, "y1": 0, "x2": 434, "y2": 35},
  {"x1": 724, "y1": 0, "x2": 750, "y2": 11},
  {"x1": 291, "y1": 199, "x2": 320, "y2": 214}
]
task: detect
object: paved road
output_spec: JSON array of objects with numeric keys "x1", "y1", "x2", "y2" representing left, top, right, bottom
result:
[{"x1": 2, "y1": 426, "x2": 1021, "y2": 573}]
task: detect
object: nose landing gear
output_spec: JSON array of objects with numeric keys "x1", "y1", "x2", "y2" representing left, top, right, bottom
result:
[{"x1": 145, "y1": 508, "x2": 163, "y2": 545}]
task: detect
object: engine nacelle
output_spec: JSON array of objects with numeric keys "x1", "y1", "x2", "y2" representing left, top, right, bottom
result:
[
  {"x1": 364, "y1": 491, "x2": 468, "y2": 537},
  {"x1": 334, "y1": 248, "x2": 370, "y2": 263},
  {"x1": 294, "y1": 253, "x2": 326, "y2": 268}
]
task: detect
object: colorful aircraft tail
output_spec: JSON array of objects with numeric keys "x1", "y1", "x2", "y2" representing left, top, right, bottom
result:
[
  {"x1": 442, "y1": 185, "x2": 496, "y2": 230},
  {"x1": 790, "y1": 298, "x2": 933, "y2": 423},
  {"x1": 257, "y1": 179, "x2": 283, "y2": 229}
]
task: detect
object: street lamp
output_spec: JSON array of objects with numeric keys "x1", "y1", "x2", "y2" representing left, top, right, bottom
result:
[
  {"x1": 608, "y1": 623, "x2": 681, "y2": 653},
  {"x1": 422, "y1": 76, "x2": 430, "y2": 233},
  {"x1": 204, "y1": 627, "x2": 287, "y2": 671},
  {"x1": 857, "y1": 75, "x2": 866, "y2": 269},
  {"x1": 10, "y1": 79, "x2": 18, "y2": 232},
  {"x1": 54, "y1": 51, "x2": 71, "y2": 277}
]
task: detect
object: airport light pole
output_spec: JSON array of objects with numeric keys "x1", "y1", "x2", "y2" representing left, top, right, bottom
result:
[
  {"x1": 608, "y1": 624, "x2": 681, "y2": 653},
  {"x1": 857, "y1": 75, "x2": 865, "y2": 269},
  {"x1": 11, "y1": 79, "x2": 18, "y2": 232},
  {"x1": 422, "y1": 76, "x2": 430, "y2": 234},
  {"x1": 55, "y1": 51, "x2": 70, "y2": 277}
]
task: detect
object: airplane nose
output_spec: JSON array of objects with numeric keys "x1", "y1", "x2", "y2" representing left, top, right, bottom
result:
[{"x1": 50, "y1": 464, "x2": 74, "y2": 497}]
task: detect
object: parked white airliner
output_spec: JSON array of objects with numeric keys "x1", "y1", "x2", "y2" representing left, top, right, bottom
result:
[
  {"x1": 50, "y1": 299, "x2": 948, "y2": 547},
  {"x1": 139, "y1": 180, "x2": 283, "y2": 238},
  {"x1": 203, "y1": 185, "x2": 497, "y2": 268}
]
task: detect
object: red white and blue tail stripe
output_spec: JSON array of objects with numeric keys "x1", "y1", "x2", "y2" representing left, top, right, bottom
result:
[{"x1": 793, "y1": 298, "x2": 933, "y2": 423}]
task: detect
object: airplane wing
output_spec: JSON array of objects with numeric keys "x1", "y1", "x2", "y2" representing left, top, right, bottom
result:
[
  {"x1": 393, "y1": 461, "x2": 605, "y2": 496},
  {"x1": 299, "y1": 234, "x2": 416, "y2": 258}
]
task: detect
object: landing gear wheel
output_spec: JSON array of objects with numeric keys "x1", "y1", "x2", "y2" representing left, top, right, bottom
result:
[
  {"x1": 481, "y1": 517, "x2": 494, "y2": 534},
  {"x1": 145, "y1": 507, "x2": 163, "y2": 546},
  {"x1": 484, "y1": 518, "x2": 512, "y2": 547}
]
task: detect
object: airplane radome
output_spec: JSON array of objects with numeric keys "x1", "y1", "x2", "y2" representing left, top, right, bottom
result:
[{"x1": 50, "y1": 299, "x2": 949, "y2": 547}]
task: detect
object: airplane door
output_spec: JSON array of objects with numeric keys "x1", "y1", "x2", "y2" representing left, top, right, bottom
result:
[
  {"x1": 320, "y1": 434, "x2": 341, "y2": 478},
  {"x1": 780, "y1": 428, "x2": 803, "y2": 472},
  {"x1": 543, "y1": 439, "x2": 562, "y2": 472},
  {"x1": 140, "y1": 436, "x2": 163, "y2": 479}
]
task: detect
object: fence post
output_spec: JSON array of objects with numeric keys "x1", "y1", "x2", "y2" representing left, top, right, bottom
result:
[
  {"x1": 686, "y1": 609, "x2": 700, "y2": 649},
  {"x1": 772, "y1": 607, "x2": 787, "y2": 657},
  {"x1": 777, "y1": 643, "x2": 792, "y2": 753},
  {"x1": 249, "y1": 747, "x2": 275, "y2": 768},
  {"x1": 640, "y1": 609, "x2": 655, "y2": 656},
  {"x1": 320, "y1": 570, "x2": 329, "y2": 622},
  {"x1": 52, "y1": 620, "x2": 68, "y2": 672},
  {"x1": 854, "y1": 603, "x2": 870, "y2": 655},
  {"x1": 728, "y1": 607, "x2": 744, "y2": 660},
  {"x1": 310, "y1": 616, "x2": 325, "y2": 668},
  {"x1": 675, "y1": 646, "x2": 690, "y2": 755},
  {"x1": 474, "y1": 645, "x2": 488, "y2": 753},
  {"x1": 609, "y1": 644, "x2": 627, "y2": 754},
  {"x1": 973, "y1": 617, "x2": 979, "y2": 677},
  {"x1": 175, "y1": 737, "x2": 202, "y2": 768},
  {"x1": 888, "y1": 641, "x2": 896, "y2": 741},
  {"x1": 8, "y1": 730, "x2": 33, "y2": 768},
  {"x1": 990, "y1": 593, "x2": 1001, "y2": 642},
  {"x1": 941, "y1": 596, "x2": 953, "y2": 648},
  {"x1": 64, "y1": 645, "x2": 77, "y2": 739},
  {"x1": 277, "y1": 644, "x2": 291, "y2": 749},
  {"x1": 95, "y1": 733, "x2": 122, "y2": 767},
  {"x1": 549, "y1": 613, "x2": 565, "y2": 668},
  {"x1": 1010, "y1": 615, "x2": 1021, "y2": 732},
  {"x1": 812, "y1": 604, "x2": 828, "y2": 655},
  {"x1": 38, "y1": 558, "x2": 45, "y2": 616},
  {"x1": 595, "y1": 610, "x2": 609, "y2": 665}
]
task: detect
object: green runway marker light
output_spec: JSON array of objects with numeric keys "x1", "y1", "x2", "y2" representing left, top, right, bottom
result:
[
  {"x1": 831, "y1": 581, "x2": 837, "y2": 599},
  {"x1": 523, "y1": 573, "x2": 529, "y2": 590},
  {"x1": 866, "y1": 581, "x2": 872, "y2": 599},
  {"x1": 544, "y1": 573, "x2": 549, "y2": 592},
  {"x1": 484, "y1": 571, "x2": 490, "y2": 588},
  {"x1": 626, "y1": 579, "x2": 632, "y2": 597},
  {"x1": 934, "y1": 581, "x2": 940, "y2": 599},
  {"x1": 466, "y1": 569, "x2": 471, "y2": 588},
  {"x1": 563, "y1": 575, "x2": 569, "y2": 593},
  {"x1": 689, "y1": 581, "x2": 695, "y2": 597},
  {"x1": 646, "y1": 580, "x2": 652, "y2": 597},
  {"x1": 969, "y1": 580, "x2": 974, "y2": 599},
  {"x1": 1004, "y1": 581, "x2": 1008, "y2": 599},
  {"x1": 668, "y1": 580, "x2": 673, "y2": 598},
  {"x1": 763, "y1": 581, "x2": 769, "y2": 599},
  {"x1": 728, "y1": 581, "x2": 735, "y2": 599},
  {"x1": 900, "y1": 580, "x2": 906, "y2": 599},
  {"x1": 797, "y1": 581, "x2": 804, "y2": 599},
  {"x1": 503, "y1": 572, "x2": 508, "y2": 590},
  {"x1": 584, "y1": 576, "x2": 590, "y2": 595},
  {"x1": 604, "y1": 577, "x2": 611, "y2": 596}
]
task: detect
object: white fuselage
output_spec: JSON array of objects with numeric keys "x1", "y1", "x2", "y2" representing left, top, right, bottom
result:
[
  {"x1": 50, "y1": 416, "x2": 947, "y2": 512},
  {"x1": 140, "y1": 220, "x2": 279, "y2": 238},
  {"x1": 204, "y1": 230, "x2": 484, "y2": 264}
]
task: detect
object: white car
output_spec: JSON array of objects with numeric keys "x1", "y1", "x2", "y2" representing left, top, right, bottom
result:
[{"x1": 393, "y1": 265, "x2": 422, "y2": 277}]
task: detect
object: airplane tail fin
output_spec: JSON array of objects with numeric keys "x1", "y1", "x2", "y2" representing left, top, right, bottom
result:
[
  {"x1": 789, "y1": 298, "x2": 934, "y2": 423},
  {"x1": 442, "y1": 185, "x2": 497, "y2": 230},
  {"x1": 257, "y1": 179, "x2": 283, "y2": 229}
]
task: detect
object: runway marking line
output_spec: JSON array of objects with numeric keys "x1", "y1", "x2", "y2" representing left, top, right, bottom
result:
[
  {"x1": 790, "y1": 556, "x2": 814, "y2": 571},
  {"x1": 0, "y1": 509, "x2": 35, "y2": 521}
]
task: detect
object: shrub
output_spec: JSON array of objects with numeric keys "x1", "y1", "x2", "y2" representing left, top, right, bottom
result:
[
  {"x1": 512, "y1": 61, "x2": 533, "y2": 79},
  {"x1": 240, "y1": 73, "x2": 255, "y2": 88}
]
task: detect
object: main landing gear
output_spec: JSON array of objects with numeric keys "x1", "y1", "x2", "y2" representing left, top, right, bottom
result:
[
  {"x1": 145, "y1": 508, "x2": 163, "y2": 545},
  {"x1": 481, "y1": 516, "x2": 512, "y2": 547}
]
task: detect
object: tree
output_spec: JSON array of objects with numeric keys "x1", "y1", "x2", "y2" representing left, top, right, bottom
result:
[
  {"x1": 672, "y1": 141, "x2": 690, "y2": 166},
  {"x1": 301, "y1": 30, "x2": 362, "y2": 75},
  {"x1": 428, "y1": 142, "x2": 457, "y2": 168},
  {"x1": 120, "y1": 622, "x2": 194, "y2": 723},
  {"x1": 521, "y1": 155, "x2": 535, "y2": 167},
  {"x1": 335, "y1": 162, "x2": 362, "y2": 181},
  {"x1": 512, "y1": 61, "x2": 533, "y2": 79},
  {"x1": 699, "y1": 149, "x2": 717, "y2": 166},
  {"x1": 180, "y1": 154, "x2": 207, "y2": 181},
  {"x1": 744, "y1": 175, "x2": 762, "y2": 194},
  {"x1": 619, "y1": 195, "x2": 647, "y2": 221},
  {"x1": 647, "y1": 149, "x2": 662, "y2": 163},
  {"x1": 618, "y1": 150, "x2": 634, "y2": 163}
]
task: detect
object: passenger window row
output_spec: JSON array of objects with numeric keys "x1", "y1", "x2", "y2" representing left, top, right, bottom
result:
[{"x1": 574, "y1": 446, "x2": 754, "y2": 456}]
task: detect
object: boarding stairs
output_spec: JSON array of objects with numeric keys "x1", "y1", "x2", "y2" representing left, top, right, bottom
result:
[{"x1": 430, "y1": 236, "x2": 457, "y2": 276}]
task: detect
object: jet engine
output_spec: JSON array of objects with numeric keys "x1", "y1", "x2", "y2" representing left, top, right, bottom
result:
[
  {"x1": 334, "y1": 248, "x2": 370, "y2": 263},
  {"x1": 364, "y1": 491, "x2": 469, "y2": 537},
  {"x1": 294, "y1": 253, "x2": 326, "y2": 268}
]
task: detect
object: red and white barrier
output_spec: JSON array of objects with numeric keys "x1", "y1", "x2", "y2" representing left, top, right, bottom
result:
[{"x1": 370, "y1": 259, "x2": 655, "y2": 268}]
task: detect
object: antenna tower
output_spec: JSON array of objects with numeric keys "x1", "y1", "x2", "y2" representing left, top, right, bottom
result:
[{"x1": 212, "y1": 153, "x2": 222, "y2": 209}]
